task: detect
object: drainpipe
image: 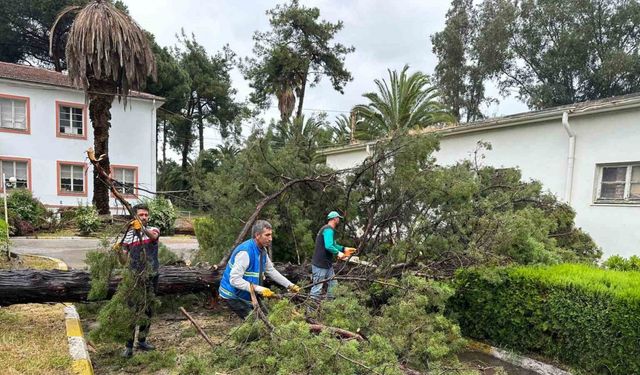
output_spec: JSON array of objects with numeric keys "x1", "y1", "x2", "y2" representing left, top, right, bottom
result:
[{"x1": 562, "y1": 111, "x2": 576, "y2": 204}]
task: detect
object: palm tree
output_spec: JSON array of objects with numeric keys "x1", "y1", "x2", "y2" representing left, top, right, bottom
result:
[
  {"x1": 51, "y1": 0, "x2": 156, "y2": 214},
  {"x1": 354, "y1": 65, "x2": 454, "y2": 139}
]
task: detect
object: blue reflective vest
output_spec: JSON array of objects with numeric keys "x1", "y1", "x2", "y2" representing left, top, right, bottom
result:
[{"x1": 218, "y1": 239, "x2": 266, "y2": 301}]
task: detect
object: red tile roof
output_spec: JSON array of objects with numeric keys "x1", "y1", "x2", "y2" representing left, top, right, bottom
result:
[{"x1": 0, "y1": 61, "x2": 163, "y2": 101}]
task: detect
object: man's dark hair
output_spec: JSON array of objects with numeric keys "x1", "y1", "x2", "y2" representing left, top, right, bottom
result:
[{"x1": 133, "y1": 203, "x2": 150, "y2": 213}]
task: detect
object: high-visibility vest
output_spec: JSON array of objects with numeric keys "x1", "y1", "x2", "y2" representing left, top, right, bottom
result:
[{"x1": 218, "y1": 239, "x2": 266, "y2": 301}]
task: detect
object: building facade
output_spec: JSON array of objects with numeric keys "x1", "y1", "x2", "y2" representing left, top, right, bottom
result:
[
  {"x1": 321, "y1": 95, "x2": 640, "y2": 258},
  {"x1": 0, "y1": 62, "x2": 163, "y2": 213}
]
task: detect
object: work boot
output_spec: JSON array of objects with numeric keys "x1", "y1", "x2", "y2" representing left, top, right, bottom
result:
[
  {"x1": 121, "y1": 346, "x2": 133, "y2": 358},
  {"x1": 136, "y1": 341, "x2": 156, "y2": 351}
]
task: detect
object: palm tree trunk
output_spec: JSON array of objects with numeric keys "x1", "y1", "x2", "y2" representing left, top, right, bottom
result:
[{"x1": 88, "y1": 81, "x2": 116, "y2": 215}]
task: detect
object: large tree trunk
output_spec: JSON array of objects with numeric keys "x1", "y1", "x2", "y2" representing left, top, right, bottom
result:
[
  {"x1": 197, "y1": 102, "x2": 204, "y2": 152},
  {"x1": 89, "y1": 80, "x2": 117, "y2": 215},
  {"x1": 295, "y1": 69, "x2": 309, "y2": 120},
  {"x1": 0, "y1": 264, "x2": 308, "y2": 306}
]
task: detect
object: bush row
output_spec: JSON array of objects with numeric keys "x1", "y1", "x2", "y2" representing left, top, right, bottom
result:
[{"x1": 450, "y1": 264, "x2": 640, "y2": 374}]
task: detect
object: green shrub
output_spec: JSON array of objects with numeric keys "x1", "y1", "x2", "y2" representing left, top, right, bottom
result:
[
  {"x1": 0, "y1": 219, "x2": 8, "y2": 248},
  {"x1": 74, "y1": 204, "x2": 101, "y2": 235},
  {"x1": 194, "y1": 217, "x2": 235, "y2": 263},
  {"x1": 2, "y1": 189, "x2": 47, "y2": 235},
  {"x1": 450, "y1": 264, "x2": 640, "y2": 374},
  {"x1": 144, "y1": 196, "x2": 176, "y2": 235},
  {"x1": 602, "y1": 255, "x2": 640, "y2": 271},
  {"x1": 158, "y1": 243, "x2": 180, "y2": 265}
]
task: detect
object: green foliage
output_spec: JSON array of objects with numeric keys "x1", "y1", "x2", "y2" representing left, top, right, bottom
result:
[
  {"x1": 602, "y1": 255, "x2": 640, "y2": 271},
  {"x1": 74, "y1": 204, "x2": 101, "y2": 235},
  {"x1": 1, "y1": 189, "x2": 48, "y2": 235},
  {"x1": 242, "y1": 0, "x2": 354, "y2": 121},
  {"x1": 353, "y1": 65, "x2": 455, "y2": 138},
  {"x1": 85, "y1": 238, "x2": 119, "y2": 300},
  {"x1": 193, "y1": 217, "x2": 233, "y2": 264},
  {"x1": 451, "y1": 264, "x2": 640, "y2": 374},
  {"x1": 89, "y1": 266, "x2": 159, "y2": 343},
  {"x1": 158, "y1": 243, "x2": 179, "y2": 265},
  {"x1": 349, "y1": 136, "x2": 600, "y2": 274},
  {"x1": 143, "y1": 196, "x2": 176, "y2": 235},
  {"x1": 0, "y1": 219, "x2": 8, "y2": 248},
  {"x1": 433, "y1": 0, "x2": 640, "y2": 111},
  {"x1": 198, "y1": 276, "x2": 473, "y2": 375}
]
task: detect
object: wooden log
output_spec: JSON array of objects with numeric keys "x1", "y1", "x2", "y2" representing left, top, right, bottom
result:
[{"x1": 0, "y1": 263, "x2": 310, "y2": 306}]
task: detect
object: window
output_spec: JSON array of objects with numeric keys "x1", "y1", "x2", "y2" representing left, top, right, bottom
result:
[
  {"x1": 58, "y1": 162, "x2": 86, "y2": 195},
  {"x1": 112, "y1": 166, "x2": 137, "y2": 196},
  {"x1": 0, "y1": 95, "x2": 28, "y2": 131},
  {"x1": 0, "y1": 159, "x2": 29, "y2": 189},
  {"x1": 595, "y1": 163, "x2": 640, "y2": 203},
  {"x1": 56, "y1": 102, "x2": 86, "y2": 138}
]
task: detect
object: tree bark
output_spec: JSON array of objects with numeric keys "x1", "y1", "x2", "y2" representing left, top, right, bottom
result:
[
  {"x1": 197, "y1": 101, "x2": 204, "y2": 153},
  {"x1": 295, "y1": 70, "x2": 308, "y2": 120},
  {"x1": 89, "y1": 80, "x2": 117, "y2": 215},
  {"x1": 0, "y1": 263, "x2": 308, "y2": 306}
]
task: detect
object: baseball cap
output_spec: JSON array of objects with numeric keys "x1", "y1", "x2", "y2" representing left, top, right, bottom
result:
[{"x1": 326, "y1": 211, "x2": 344, "y2": 220}]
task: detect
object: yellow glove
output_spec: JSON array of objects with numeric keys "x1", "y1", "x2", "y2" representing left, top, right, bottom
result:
[
  {"x1": 261, "y1": 288, "x2": 276, "y2": 298},
  {"x1": 288, "y1": 284, "x2": 301, "y2": 293},
  {"x1": 130, "y1": 219, "x2": 142, "y2": 231},
  {"x1": 344, "y1": 247, "x2": 357, "y2": 256},
  {"x1": 111, "y1": 242, "x2": 122, "y2": 252}
]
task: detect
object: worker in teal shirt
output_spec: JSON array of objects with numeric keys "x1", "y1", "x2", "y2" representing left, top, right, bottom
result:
[{"x1": 310, "y1": 211, "x2": 356, "y2": 301}]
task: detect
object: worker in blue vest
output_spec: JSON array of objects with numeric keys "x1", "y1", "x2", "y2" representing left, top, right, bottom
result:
[
  {"x1": 219, "y1": 220, "x2": 301, "y2": 318},
  {"x1": 310, "y1": 211, "x2": 357, "y2": 302}
]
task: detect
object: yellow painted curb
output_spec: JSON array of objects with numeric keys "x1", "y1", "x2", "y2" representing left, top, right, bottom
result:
[
  {"x1": 66, "y1": 318, "x2": 84, "y2": 337},
  {"x1": 72, "y1": 359, "x2": 93, "y2": 374}
]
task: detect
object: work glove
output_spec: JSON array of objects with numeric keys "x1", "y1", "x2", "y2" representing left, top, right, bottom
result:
[
  {"x1": 111, "y1": 242, "x2": 122, "y2": 252},
  {"x1": 337, "y1": 251, "x2": 347, "y2": 260},
  {"x1": 261, "y1": 288, "x2": 276, "y2": 298},
  {"x1": 344, "y1": 247, "x2": 357, "y2": 256},
  {"x1": 288, "y1": 284, "x2": 301, "y2": 293},
  {"x1": 130, "y1": 219, "x2": 143, "y2": 231}
]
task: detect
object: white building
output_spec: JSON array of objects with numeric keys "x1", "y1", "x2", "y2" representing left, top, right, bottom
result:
[
  {"x1": 320, "y1": 94, "x2": 640, "y2": 258},
  {"x1": 0, "y1": 62, "x2": 163, "y2": 212}
]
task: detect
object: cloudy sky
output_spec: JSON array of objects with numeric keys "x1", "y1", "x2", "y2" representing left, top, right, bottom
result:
[{"x1": 123, "y1": 0, "x2": 528, "y2": 153}]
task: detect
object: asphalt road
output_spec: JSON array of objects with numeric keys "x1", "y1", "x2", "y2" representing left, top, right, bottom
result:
[{"x1": 9, "y1": 236, "x2": 199, "y2": 269}]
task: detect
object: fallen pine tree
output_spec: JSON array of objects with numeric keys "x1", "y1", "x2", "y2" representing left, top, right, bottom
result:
[{"x1": 0, "y1": 263, "x2": 308, "y2": 306}]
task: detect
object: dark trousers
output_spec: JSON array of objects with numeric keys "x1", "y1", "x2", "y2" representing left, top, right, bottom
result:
[
  {"x1": 126, "y1": 274, "x2": 159, "y2": 348},
  {"x1": 224, "y1": 297, "x2": 269, "y2": 319}
]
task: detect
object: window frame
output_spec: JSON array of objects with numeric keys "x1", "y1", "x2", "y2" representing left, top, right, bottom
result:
[
  {"x1": 56, "y1": 161, "x2": 88, "y2": 197},
  {"x1": 0, "y1": 93, "x2": 30, "y2": 134},
  {"x1": 56, "y1": 101, "x2": 87, "y2": 140},
  {"x1": 110, "y1": 165, "x2": 138, "y2": 198},
  {"x1": 0, "y1": 156, "x2": 32, "y2": 191},
  {"x1": 594, "y1": 162, "x2": 640, "y2": 204}
]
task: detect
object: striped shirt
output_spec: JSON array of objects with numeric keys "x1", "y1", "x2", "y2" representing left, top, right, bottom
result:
[{"x1": 122, "y1": 226, "x2": 160, "y2": 272}]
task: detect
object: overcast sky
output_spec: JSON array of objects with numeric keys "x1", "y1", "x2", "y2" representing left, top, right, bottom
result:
[{"x1": 123, "y1": 0, "x2": 528, "y2": 155}]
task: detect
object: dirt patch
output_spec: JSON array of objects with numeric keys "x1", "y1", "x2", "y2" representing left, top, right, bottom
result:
[{"x1": 83, "y1": 299, "x2": 240, "y2": 375}]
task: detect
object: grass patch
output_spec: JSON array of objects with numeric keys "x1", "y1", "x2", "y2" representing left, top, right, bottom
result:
[
  {"x1": 0, "y1": 254, "x2": 60, "y2": 270},
  {"x1": 0, "y1": 304, "x2": 72, "y2": 375}
]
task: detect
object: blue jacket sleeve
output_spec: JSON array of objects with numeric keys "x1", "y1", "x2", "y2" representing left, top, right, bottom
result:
[{"x1": 322, "y1": 228, "x2": 344, "y2": 255}]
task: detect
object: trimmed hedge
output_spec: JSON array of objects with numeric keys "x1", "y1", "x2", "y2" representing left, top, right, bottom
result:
[{"x1": 450, "y1": 264, "x2": 640, "y2": 374}]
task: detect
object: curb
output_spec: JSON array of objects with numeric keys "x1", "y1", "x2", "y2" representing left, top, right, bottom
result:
[
  {"x1": 468, "y1": 341, "x2": 572, "y2": 375},
  {"x1": 64, "y1": 305, "x2": 94, "y2": 375}
]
